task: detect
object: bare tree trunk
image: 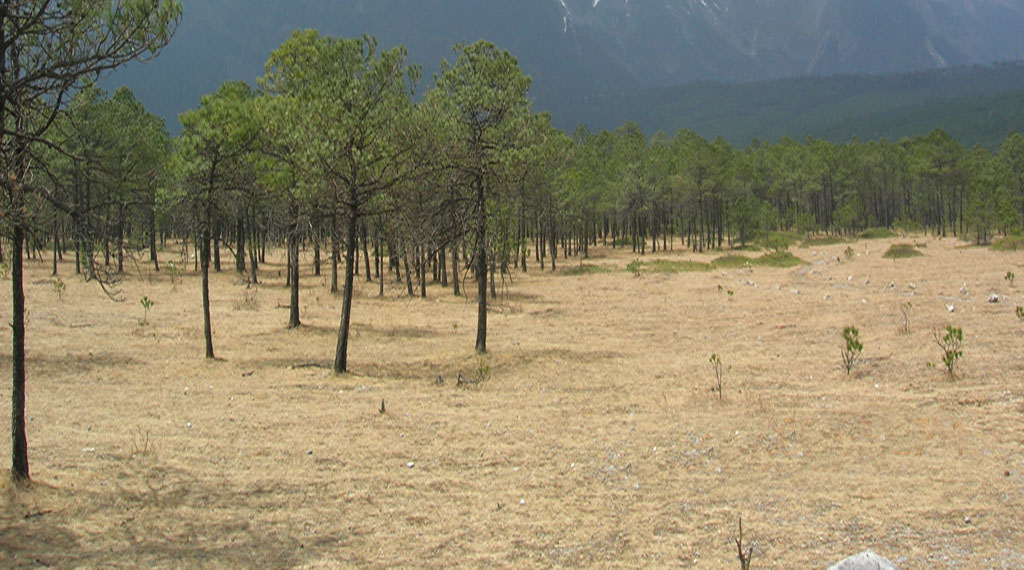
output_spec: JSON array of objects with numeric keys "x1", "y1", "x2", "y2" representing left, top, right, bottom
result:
[
  {"x1": 202, "y1": 190, "x2": 215, "y2": 359},
  {"x1": 475, "y1": 177, "x2": 487, "y2": 353},
  {"x1": 451, "y1": 240, "x2": 461, "y2": 296},
  {"x1": 404, "y1": 249, "x2": 414, "y2": 296},
  {"x1": 11, "y1": 223, "x2": 29, "y2": 481},
  {"x1": 330, "y1": 214, "x2": 339, "y2": 293},
  {"x1": 51, "y1": 218, "x2": 59, "y2": 276},
  {"x1": 150, "y1": 205, "x2": 160, "y2": 272},
  {"x1": 419, "y1": 247, "x2": 427, "y2": 298},
  {"x1": 212, "y1": 219, "x2": 221, "y2": 272},
  {"x1": 235, "y1": 217, "x2": 245, "y2": 274},
  {"x1": 287, "y1": 219, "x2": 301, "y2": 329},
  {"x1": 361, "y1": 222, "x2": 372, "y2": 283},
  {"x1": 334, "y1": 210, "x2": 359, "y2": 374}
]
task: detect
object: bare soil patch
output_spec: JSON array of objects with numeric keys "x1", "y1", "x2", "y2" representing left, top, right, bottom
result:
[{"x1": 2, "y1": 237, "x2": 1023, "y2": 568}]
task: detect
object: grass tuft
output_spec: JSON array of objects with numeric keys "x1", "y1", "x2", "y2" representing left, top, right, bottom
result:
[{"x1": 562, "y1": 264, "x2": 613, "y2": 276}]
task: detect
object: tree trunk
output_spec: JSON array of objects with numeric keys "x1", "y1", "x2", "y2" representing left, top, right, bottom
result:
[
  {"x1": 451, "y1": 240, "x2": 461, "y2": 296},
  {"x1": 213, "y1": 219, "x2": 221, "y2": 272},
  {"x1": 404, "y1": 250, "x2": 414, "y2": 296},
  {"x1": 330, "y1": 214, "x2": 339, "y2": 293},
  {"x1": 51, "y1": 218, "x2": 59, "y2": 276},
  {"x1": 313, "y1": 235, "x2": 321, "y2": 277},
  {"x1": 116, "y1": 206, "x2": 125, "y2": 273},
  {"x1": 419, "y1": 247, "x2": 427, "y2": 298},
  {"x1": 11, "y1": 223, "x2": 29, "y2": 481},
  {"x1": 288, "y1": 220, "x2": 301, "y2": 329},
  {"x1": 475, "y1": 177, "x2": 487, "y2": 354},
  {"x1": 362, "y1": 222, "x2": 372, "y2": 283},
  {"x1": 235, "y1": 217, "x2": 245, "y2": 274},
  {"x1": 150, "y1": 205, "x2": 160, "y2": 272},
  {"x1": 334, "y1": 210, "x2": 359, "y2": 374}
]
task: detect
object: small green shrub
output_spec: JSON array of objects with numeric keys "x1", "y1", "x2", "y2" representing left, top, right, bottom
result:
[
  {"x1": 709, "y1": 354, "x2": 724, "y2": 401},
  {"x1": 755, "y1": 251, "x2": 805, "y2": 268},
  {"x1": 52, "y1": 277, "x2": 66, "y2": 300},
  {"x1": 860, "y1": 227, "x2": 897, "y2": 239},
  {"x1": 883, "y1": 243, "x2": 924, "y2": 259},
  {"x1": 844, "y1": 246, "x2": 856, "y2": 261},
  {"x1": 166, "y1": 261, "x2": 183, "y2": 288},
  {"x1": 474, "y1": 357, "x2": 491, "y2": 384},
  {"x1": 762, "y1": 231, "x2": 799, "y2": 252},
  {"x1": 139, "y1": 296, "x2": 155, "y2": 326},
  {"x1": 801, "y1": 235, "x2": 845, "y2": 248},
  {"x1": 1016, "y1": 307, "x2": 1024, "y2": 322},
  {"x1": 0, "y1": 262, "x2": 9, "y2": 279},
  {"x1": 1006, "y1": 271, "x2": 1016, "y2": 287},
  {"x1": 934, "y1": 325, "x2": 964, "y2": 376},
  {"x1": 841, "y1": 326, "x2": 863, "y2": 375},
  {"x1": 991, "y1": 235, "x2": 1024, "y2": 251}
]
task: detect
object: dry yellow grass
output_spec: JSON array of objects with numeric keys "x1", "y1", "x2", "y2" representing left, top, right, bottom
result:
[{"x1": 1, "y1": 236, "x2": 1023, "y2": 568}]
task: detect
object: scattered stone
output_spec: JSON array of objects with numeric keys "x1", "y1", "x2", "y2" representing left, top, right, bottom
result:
[
  {"x1": 961, "y1": 283, "x2": 969, "y2": 296},
  {"x1": 824, "y1": 295, "x2": 832, "y2": 301},
  {"x1": 791, "y1": 289, "x2": 800, "y2": 295},
  {"x1": 946, "y1": 304, "x2": 956, "y2": 313},
  {"x1": 827, "y1": 550, "x2": 899, "y2": 570},
  {"x1": 406, "y1": 462, "x2": 415, "y2": 468},
  {"x1": 909, "y1": 283, "x2": 916, "y2": 290},
  {"x1": 887, "y1": 282, "x2": 896, "y2": 289},
  {"x1": 988, "y1": 294, "x2": 999, "y2": 303},
  {"x1": 864, "y1": 278, "x2": 870, "y2": 286},
  {"x1": 435, "y1": 375, "x2": 444, "y2": 385},
  {"x1": 306, "y1": 450, "x2": 313, "y2": 456}
]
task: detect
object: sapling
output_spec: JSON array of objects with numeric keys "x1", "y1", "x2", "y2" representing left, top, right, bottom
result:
[
  {"x1": 898, "y1": 301, "x2": 912, "y2": 334},
  {"x1": 166, "y1": 261, "x2": 182, "y2": 289},
  {"x1": 735, "y1": 516, "x2": 754, "y2": 570},
  {"x1": 841, "y1": 326, "x2": 863, "y2": 375},
  {"x1": 140, "y1": 296, "x2": 155, "y2": 326},
  {"x1": 52, "y1": 277, "x2": 66, "y2": 300},
  {"x1": 710, "y1": 353, "x2": 724, "y2": 400},
  {"x1": 934, "y1": 325, "x2": 964, "y2": 376}
]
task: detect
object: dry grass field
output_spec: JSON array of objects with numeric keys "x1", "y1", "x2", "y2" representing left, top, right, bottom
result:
[{"x1": 1, "y1": 236, "x2": 1023, "y2": 568}]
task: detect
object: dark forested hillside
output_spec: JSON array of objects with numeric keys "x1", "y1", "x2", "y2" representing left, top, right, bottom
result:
[
  {"x1": 107, "y1": 0, "x2": 1024, "y2": 138},
  {"x1": 575, "y1": 63, "x2": 1024, "y2": 148}
]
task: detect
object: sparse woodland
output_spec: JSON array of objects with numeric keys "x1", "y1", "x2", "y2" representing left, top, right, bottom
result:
[
  {"x1": 4, "y1": 15, "x2": 1024, "y2": 566},
  {"x1": 6, "y1": 23, "x2": 1024, "y2": 478}
]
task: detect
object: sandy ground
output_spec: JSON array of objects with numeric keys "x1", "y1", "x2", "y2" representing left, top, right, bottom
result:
[{"x1": 1, "y1": 236, "x2": 1023, "y2": 569}]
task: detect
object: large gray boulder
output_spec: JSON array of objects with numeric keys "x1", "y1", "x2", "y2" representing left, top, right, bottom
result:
[{"x1": 827, "y1": 550, "x2": 899, "y2": 570}]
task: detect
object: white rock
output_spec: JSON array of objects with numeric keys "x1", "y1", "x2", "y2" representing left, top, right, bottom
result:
[
  {"x1": 406, "y1": 462, "x2": 415, "y2": 468},
  {"x1": 827, "y1": 550, "x2": 899, "y2": 570},
  {"x1": 946, "y1": 304, "x2": 956, "y2": 313},
  {"x1": 961, "y1": 283, "x2": 969, "y2": 296},
  {"x1": 988, "y1": 294, "x2": 999, "y2": 303}
]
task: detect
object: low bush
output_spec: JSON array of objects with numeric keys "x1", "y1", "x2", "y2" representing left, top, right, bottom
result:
[{"x1": 883, "y1": 243, "x2": 924, "y2": 259}]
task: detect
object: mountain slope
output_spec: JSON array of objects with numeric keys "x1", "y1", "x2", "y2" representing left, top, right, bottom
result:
[
  {"x1": 105, "y1": 0, "x2": 1024, "y2": 135},
  {"x1": 584, "y1": 63, "x2": 1024, "y2": 148}
]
